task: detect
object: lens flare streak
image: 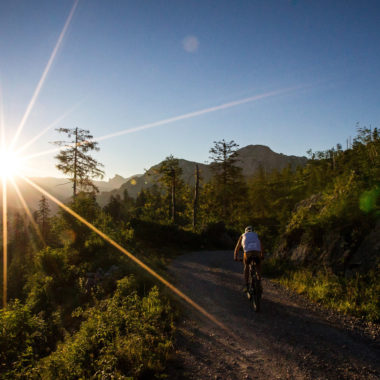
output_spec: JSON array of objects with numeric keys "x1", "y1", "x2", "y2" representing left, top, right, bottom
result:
[
  {"x1": 2, "y1": 179, "x2": 7, "y2": 308},
  {"x1": 10, "y1": 0, "x2": 79, "y2": 150},
  {"x1": 10, "y1": 179, "x2": 45, "y2": 245},
  {"x1": 23, "y1": 86, "x2": 302, "y2": 161},
  {"x1": 16, "y1": 100, "x2": 83, "y2": 155},
  {"x1": 95, "y1": 87, "x2": 297, "y2": 142},
  {"x1": 0, "y1": 85, "x2": 5, "y2": 151},
  {"x1": 21, "y1": 176, "x2": 228, "y2": 331}
]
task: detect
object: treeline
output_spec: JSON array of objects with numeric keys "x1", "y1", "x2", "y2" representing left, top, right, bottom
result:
[
  {"x1": 0, "y1": 127, "x2": 178, "y2": 378},
  {"x1": 1, "y1": 192, "x2": 175, "y2": 378},
  {"x1": 263, "y1": 126, "x2": 380, "y2": 321},
  {"x1": 1, "y1": 126, "x2": 379, "y2": 377},
  {"x1": 0, "y1": 134, "x2": 266, "y2": 378},
  {"x1": 102, "y1": 128, "x2": 379, "y2": 253},
  {"x1": 100, "y1": 127, "x2": 380, "y2": 320}
]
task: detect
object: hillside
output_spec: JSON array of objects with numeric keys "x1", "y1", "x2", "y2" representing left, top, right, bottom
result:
[
  {"x1": 237, "y1": 144, "x2": 307, "y2": 175},
  {"x1": 2, "y1": 175, "x2": 129, "y2": 212},
  {"x1": 97, "y1": 144, "x2": 307, "y2": 206},
  {"x1": 3, "y1": 145, "x2": 306, "y2": 210}
]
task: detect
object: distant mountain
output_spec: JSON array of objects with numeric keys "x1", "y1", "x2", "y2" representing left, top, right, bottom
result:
[
  {"x1": 3, "y1": 145, "x2": 307, "y2": 212},
  {"x1": 2, "y1": 175, "x2": 129, "y2": 212},
  {"x1": 104, "y1": 174, "x2": 128, "y2": 190},
  {"x1": 97, "y1": 145, "x2": 307, "y2": 206},
  {"x1": 236, "y1": 145, "x2": 308, "y2": 175}
]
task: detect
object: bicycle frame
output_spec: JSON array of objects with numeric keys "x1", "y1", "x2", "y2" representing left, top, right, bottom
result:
[
  {"x1": 247, "y1": 257, "x2": 262, "y2": 312},
  {"x1": 237, "y1": 255, "x2": 262, "y2": 312}
]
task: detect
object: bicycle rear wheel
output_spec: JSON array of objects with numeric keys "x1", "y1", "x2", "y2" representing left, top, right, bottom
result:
[
  {"x1": 249, "y1": 278, "x2": 261, "y2": 312},
  {"x1": 248, "y1": 286, "x2": 255, "y2": 311},
  {"x1": 248, "y1": 262, "x2": 261, "y2": 312},
  {"x1": 253, "y1": 278, "x2": 261, "y2": 312}
]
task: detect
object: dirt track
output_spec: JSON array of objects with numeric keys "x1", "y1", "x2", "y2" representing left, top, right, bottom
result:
[{"x1": 168, "y1": 250, "x2": 379, "y2": 380}]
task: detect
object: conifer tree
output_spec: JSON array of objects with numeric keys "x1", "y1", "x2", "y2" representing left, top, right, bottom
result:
[
  {"x1": 158, "y1": 155, "x2": 183, "y2": 223},
  {"x1": 193, "y1": 164, "x2": 200, "y2": 229},
  {"x1": 135, "y1": 189, "x2": 147, "y2": 218},
  {"x1": 209, "y1": 139, "x2": 246, "y2": 220},
  {"x1": 53, "y1": 127, "x2": 104, "y2": 197},
  {"x1": 37, "y1": 195, "x2": 51, "y2": 241},
  {"x1": 104, "y1": 194, "x2": 123, "y2": 220}
]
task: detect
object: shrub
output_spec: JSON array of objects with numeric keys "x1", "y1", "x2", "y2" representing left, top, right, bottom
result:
[
  {"x1": 36, "y1": 276, "x2": 174, "y2": 379},
  {"x1": 131, "y1": 218, "x2": 201, "y2": 249},
  {"x1": 25, "y1": 247, "x2": 83, "y2": 315},
  {"x1": 0, "y1": 300, "x2": 48, "y2": 378},
  {"x1": 272, "y1": 264, "x2": 380, "y2": 322}
]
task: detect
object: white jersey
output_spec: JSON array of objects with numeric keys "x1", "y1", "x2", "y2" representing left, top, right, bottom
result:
[{"x1": 242, "y1": 231, "x2": 261, "y2": 252}]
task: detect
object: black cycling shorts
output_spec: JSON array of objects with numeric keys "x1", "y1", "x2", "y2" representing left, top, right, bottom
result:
[{"x1": 244, "y1": 250, "x2": 261, "y2": 266}]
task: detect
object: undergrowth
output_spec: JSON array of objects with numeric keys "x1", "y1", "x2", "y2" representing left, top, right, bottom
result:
[
  {"x1": 264, "y1": 258, "x2": 380, "y2": 322},
  {"x1": 1, "y1": 276, "x2": 175, "y2": 379}
]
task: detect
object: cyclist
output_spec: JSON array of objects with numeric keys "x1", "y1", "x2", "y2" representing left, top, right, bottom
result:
[{"x1": 234, "y1": 226, "x2": 263, "y2": 293}]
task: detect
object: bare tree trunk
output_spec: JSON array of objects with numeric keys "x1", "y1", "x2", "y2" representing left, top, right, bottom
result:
[
  {"x1": 332, "y1": 150, "x2": 335, "y2": 171},
  {"x1": 73, "y1": 127, "x2": 78, "y2": 197},
  {"x1": 193, "y1": 164, "x2": 199, "y2": 230},
  {"x1": 171, "y1": 169, "x2": 176, "y2": 223},
  {"x1": 222, "y1": 141, "x2": 227, "y2": 219}
]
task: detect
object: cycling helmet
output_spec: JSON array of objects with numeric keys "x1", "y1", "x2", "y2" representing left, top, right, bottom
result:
[{"x1": 245, "y1": 226, "x2": 252, "y2": 233}]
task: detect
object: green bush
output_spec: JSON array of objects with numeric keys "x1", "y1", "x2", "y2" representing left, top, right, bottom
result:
[
  {"x1": 0, "y1": 300, "x2": 48, "y2": 378},
  {"x1": 131, "y1": 218, "x2": 202, "y2": 249},
  {"x1": 36, "y1": 276, "x2": 174, "y2": 379},
  {"x1": 25, "y1": 247, "x2": 83, "y2": 315}
]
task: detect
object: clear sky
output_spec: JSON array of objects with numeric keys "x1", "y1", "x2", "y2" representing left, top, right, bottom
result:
[{"x1": 1, "y1": 0, "x2": 379, "y2": 179}]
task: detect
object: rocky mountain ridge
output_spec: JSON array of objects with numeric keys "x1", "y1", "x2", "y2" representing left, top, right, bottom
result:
[
  {"x1": 97, "y1": 144, "x2": 307, "y2": 206},
  {"x1": 4, "y1": 145, "x2": 307, "y2": 211}
]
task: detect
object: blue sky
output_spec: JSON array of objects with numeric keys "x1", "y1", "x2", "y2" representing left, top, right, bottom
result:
[{"x1": 1, "y1": 0, "x2": 380, "y2": 179}]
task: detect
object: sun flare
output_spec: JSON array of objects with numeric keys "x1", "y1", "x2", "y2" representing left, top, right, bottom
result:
[{"x1": 0, "y1": 149, "x2": 24, "y2": 179}]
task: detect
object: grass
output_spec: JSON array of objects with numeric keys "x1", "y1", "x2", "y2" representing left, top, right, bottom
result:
[{"x1": 263, "y1": 258, "x2": 380, "y2": 322}]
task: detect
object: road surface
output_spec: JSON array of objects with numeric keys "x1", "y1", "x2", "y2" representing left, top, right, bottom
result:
[{"x1": 168, "y1": 250, "x2": 379, "y2": 380}]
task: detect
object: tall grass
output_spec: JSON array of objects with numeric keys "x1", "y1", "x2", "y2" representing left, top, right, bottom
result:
[{"x1": 264, "y1": 258, "x2": 380, "y2": 322}]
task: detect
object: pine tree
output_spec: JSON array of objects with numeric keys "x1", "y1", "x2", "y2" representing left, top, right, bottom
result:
[
  {"x1": 135, "y1": 189, "x2": 147, "y2": 218},
  {"x1": 208, "y1": 139, "x2": 246, "y2": 220},
  {"x1": 53, "y1": 127, "x2": 104, "y2": 197},
  {"x1": 104, "y1": 194, "x2": 123, "y2": 220},
  {"x1": 193, "y1": 164, "x2": 200, "y2": 229},
  {"x1": 8, "y1": 212, "x2": 30, "y2": 299},
  {"x1": 37, "y1": 195, "x2": 51, "y2": 241},
  {"x1": 158, "y1": 155, "x2": 183, "y2": 223}
]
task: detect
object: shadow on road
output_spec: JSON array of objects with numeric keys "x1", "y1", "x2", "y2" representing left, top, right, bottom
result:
[{"x1": 169, "y1": 250, "x2": 380, "y2": 379}]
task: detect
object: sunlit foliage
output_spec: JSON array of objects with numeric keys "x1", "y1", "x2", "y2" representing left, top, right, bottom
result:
[{"x1": 53, "y1": 127, "x2": 104, "y2": 196}]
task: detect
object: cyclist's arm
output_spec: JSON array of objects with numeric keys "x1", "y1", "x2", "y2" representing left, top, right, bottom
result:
[{"x1": 234, "y1": 236, "x2": 242, "y2": 261}]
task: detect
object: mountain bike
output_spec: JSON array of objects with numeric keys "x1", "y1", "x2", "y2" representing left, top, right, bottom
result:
[{"x1": 240, "y1": 256, "x2": 262, "y2": 312}]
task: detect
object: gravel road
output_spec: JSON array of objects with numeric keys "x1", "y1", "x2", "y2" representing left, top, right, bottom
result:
[{"x1": 168, "y1": 250, "x2": 379, "y2": 380}]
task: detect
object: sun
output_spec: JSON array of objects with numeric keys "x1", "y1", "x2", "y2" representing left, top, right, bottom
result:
[{"x1": 0, "y1": 149, "x2": 24, "y2": 179}]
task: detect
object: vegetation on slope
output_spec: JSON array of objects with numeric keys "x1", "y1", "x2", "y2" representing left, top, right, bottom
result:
[{"x1": 0, "y1": 128, "x2": 379, "y2": 377}]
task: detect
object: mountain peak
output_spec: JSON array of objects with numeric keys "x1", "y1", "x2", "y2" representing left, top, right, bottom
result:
[
  {"x1": 238, "y1": 144, "x2": 273, "y2": 153},
  {"x1": 107, "y1": 174, "x2": 127, "y2": 188},
  {"x1": 96, "y1": 144, "x2": 308, "y2": 205},
  {"x1": 236, "y1": 144, "x2": 307, "y2": 176}
]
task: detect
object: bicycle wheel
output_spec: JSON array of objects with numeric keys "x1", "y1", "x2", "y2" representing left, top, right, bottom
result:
[
  {"x1": 248, "y1": 284, "x2": 255, "y2": 311},
  {"x1": 253, "y1": 278, "x2": 261, "y2": 312},
  {"x1": 248, "y1": 264, "x2": 261, "y2": 312}
]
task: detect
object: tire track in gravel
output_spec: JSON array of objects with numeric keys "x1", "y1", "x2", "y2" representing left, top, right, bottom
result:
[{"x1": 167, "y1": 250, "x2": 379, "y2": 380}]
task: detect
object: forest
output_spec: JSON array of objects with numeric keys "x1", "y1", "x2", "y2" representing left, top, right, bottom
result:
[{"x1": 0, "y1": 126, "x2": 379, "y2": 378}]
